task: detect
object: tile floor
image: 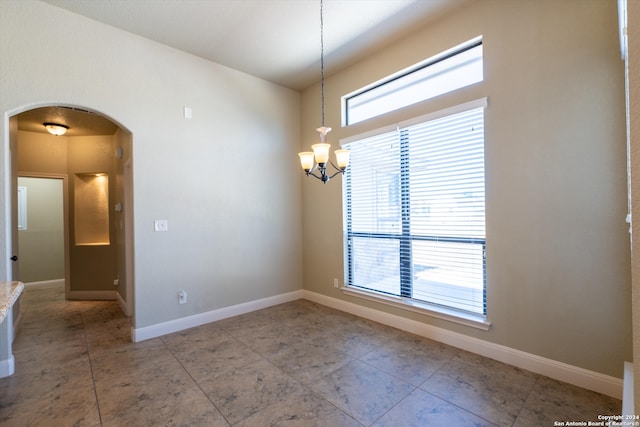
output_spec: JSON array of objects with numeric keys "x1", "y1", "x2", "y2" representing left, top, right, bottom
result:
[{"x1": 0, "y1": 283, "x2": 622, "y2": 426}]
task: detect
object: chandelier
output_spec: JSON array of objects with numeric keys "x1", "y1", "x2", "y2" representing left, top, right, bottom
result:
[{"x1": 298, "y1": 0, "x2": 350, "y2": 184}]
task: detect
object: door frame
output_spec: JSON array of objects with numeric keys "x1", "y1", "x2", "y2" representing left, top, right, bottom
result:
[
  {"x1": 16, "y1": 173, "x2": 70, "y2": 297},
  {"x1": 122, "y1": 158, "x2": 134, "y2": 316}
]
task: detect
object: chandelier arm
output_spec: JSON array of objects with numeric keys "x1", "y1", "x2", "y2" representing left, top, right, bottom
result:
[
  {"x1": 328, "y1": 158, "x2": 344, "y2": 172},
  {"x1": 328, "y1": 169, "x2": 346, "y2": 180},
  {"x1": 306, "y1": 171, "x2": 322, "y2": 180}
]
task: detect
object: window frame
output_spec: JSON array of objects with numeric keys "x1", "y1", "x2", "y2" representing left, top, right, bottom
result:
[
  {"x1": 341, "y1": 98, "x2": 490, "y2": 330},
  {"x1": 342, "y1": 37, "x2": 483, "y2": 126}
]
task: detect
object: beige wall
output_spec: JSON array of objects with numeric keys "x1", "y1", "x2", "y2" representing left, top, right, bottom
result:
[
  {"x1": 17, "y1": 131, "x2": 68, "y2": 174},
  {"x1": 68, "y1": 135, "x2": 117, "y2": 294},
  {"x1": 17, "y1": 177, "x2": 64, "y2": 283},
  {"x1": 0, "y1": 0, "x2": 302, "y2": 329},
  {"x1": 301, "y1": 0, "x2": 630, "y2": 378}
]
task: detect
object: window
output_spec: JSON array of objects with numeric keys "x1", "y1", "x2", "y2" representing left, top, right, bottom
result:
[
  {"x1": 344, "y1": 38, "x2": 483, "y2": 125},
  {"x1": 342, "y1": 99, "x2": 487, "y2": 320},
  {"x1": 17, "y1": 186, "x2": 27, "y2": 230}
]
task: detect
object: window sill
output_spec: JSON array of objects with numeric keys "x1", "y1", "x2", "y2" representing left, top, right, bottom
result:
[{"x1": 341, "y1": 286, "x2": 491, "y2": 331}]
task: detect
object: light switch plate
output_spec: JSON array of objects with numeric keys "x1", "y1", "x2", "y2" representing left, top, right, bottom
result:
[{"x1": 154, "y1": 219, "x2": 168, "y2": 232}]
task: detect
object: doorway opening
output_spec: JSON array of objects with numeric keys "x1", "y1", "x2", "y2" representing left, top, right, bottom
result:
[
  {"x1": 10, "y1": 105, "x2": 134, "y2": 318},
  {"x1": 17, "y1": 175, "x2": 68, "y2": 289}
]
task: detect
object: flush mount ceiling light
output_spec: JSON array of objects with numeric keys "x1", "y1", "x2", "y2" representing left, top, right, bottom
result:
[
  {"x1": 43, "y1": 122, "x2": 69, "y2": 136},
  {"x1": 298, "y1": 0, "x2": 350, "y2": 184}
]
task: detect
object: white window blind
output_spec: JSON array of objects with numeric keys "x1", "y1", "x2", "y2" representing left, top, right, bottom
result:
[{"x1": 343, "y1": 104, "x2": 486, "y2": 315}]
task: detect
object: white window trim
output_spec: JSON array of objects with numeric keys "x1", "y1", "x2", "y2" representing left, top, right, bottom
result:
[
  {"x1": 340, "y1": 97, "x2": 488, "y2": 147},
  {"x1": 619, "y1": 0, "x2": 627, "y2": 60},
  {"x1": 17, "y1": 186, "x2": 27, "y2": 230},
  {"x1": 341, "y1": 36, "x2": 483, "y2": 127},
  {"x1": 341, "y1": 286, "x2": 491, "y2": 331}
]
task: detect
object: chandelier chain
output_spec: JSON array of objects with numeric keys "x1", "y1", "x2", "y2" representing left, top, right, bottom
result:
[{"x1": 320, "y1": 0, "x2": 325, "y2": 127}]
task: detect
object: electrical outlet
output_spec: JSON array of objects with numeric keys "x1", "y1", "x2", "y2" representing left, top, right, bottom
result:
[
  {"x1": 178, "y1": 290, "x2": 187, "y2": 304},
  {"x1": 333, "y1": 278, "x2": 339, "y2": 288},
  {"x1": 113, "y1": 277, "x2": 119, "y2": 286}
]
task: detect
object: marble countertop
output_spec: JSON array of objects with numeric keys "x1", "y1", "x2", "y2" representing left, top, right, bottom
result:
[{"x1": 0, "y1": 281, "x2": 24, "y2": 324}]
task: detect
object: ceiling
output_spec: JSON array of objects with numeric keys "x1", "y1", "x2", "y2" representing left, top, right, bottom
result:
[
  {"x1": 42, "y1": 0, "x2": 467, "y2": 90},
  {"x1": 21, "y1": 0, "x2": 467, "y2": 136}
]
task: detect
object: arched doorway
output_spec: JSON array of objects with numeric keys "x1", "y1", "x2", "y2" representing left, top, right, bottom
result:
[{"x1": 10, "y1": 105, "x2": 134, "y2": 317}]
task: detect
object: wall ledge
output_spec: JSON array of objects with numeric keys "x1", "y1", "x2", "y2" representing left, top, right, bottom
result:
[
  {"x1": 131, "y1": 290, "x2": 304, "y2": 342},
  {"x1": 303, "y1": 290, "x2": 623, "y2": 399}
]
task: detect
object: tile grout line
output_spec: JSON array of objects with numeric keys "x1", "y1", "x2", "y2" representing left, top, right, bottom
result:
[
  {"x1": 223, "y1": 316, "x2": 362, "y2": 426},
  {"x1": 216, "y1": 313, "x2": 364, "y2": 426},
  {"x1": 509, "y1": 374, "x2": 541, "y2": 427},
  {"x1": 80, "y1": 310, "x2": 104, "y2": 427},
  {"x1": 352, "y1": 338, "x2": 456, "y2": 426},
  {"x1": 254, "y1": 347, "x2": 365, "y2": 427},
  {"x1": 160, "y1": 329, "x2": 256, "y2": 426},
  {"x1": 389, "y1": 347, "x2": 500, "y2": 426}
]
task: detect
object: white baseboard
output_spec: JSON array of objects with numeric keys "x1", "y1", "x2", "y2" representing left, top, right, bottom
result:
[
  {"x1": 127, "y1": 287, "x2": 623, "y2": 399},
  {"x1": 303, "y1": 290, "x2": 623, "y2": 400},
  {"x1": 117, "y1": 292, "x2": 132, "y2": 317},
  {"x1": 0, "y1": 355, "x2": 15, "y2": 378},
  {"x1": 24, "y1": 279, "x2": 65, "y2": 288},
  {"x1": 26, "y1": 283, "x2": 116, "y2": 301},
  {"x1": 131, "y1": 290, "x2": 304, "y2": 343},
  {"x1": 68, "y1": 291, "x2": 116, "y2": 301}
]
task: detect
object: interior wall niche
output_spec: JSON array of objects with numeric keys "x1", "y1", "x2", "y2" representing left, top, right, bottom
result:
[{"x1": 74, "y1": 173, "x2": 109, "y2": 245}]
